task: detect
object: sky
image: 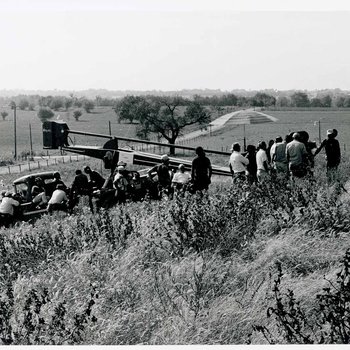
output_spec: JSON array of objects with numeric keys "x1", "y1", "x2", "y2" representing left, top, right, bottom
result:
[{"x1": 0, "y1": 0, "x2": 350, "y2": 92}]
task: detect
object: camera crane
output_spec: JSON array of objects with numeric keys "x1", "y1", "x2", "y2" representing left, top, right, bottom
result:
[{"x1": 42, "y1": 120, "x2": 232, "y2": 176}]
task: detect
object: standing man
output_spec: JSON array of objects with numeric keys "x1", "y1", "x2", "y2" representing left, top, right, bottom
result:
[
  {"x1": 286, "y1": 132, "x2": 308, "y2": 178},
  {"x1": 229, "y1": 142, "x2": 249, "y2": 183},
  {"x1": 271, "y1": 135, "x2": 288, "y2": 176},
  {"x1": 70, "y1": 169, "x2": 93, "y2": 212},
  {"x1": 191, "y1": 146, "x2": 212, "y2": 192},
  {"x1": 256, "y1": 141, "x2": 270, "y2": 183},
  {"x1": 314, "y1": 129, "x2": 341, "y2": 183}
]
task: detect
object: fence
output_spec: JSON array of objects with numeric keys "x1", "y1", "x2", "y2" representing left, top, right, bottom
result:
[{"x1": 0, "y1": 155, "x2": 89, "y2": 175}]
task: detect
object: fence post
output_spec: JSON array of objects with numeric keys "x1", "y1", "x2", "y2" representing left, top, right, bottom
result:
[
  {"x1": 8, "y1": 166, "x2": 11, "y2": 174},
  {"x1": 38, "y1": 161, "x2": 40, "y2": 169},
  {"x1": 46, "y1": 159, "x2": 49, "y2": 166},
  {"x1": 19, "y1": 164, "x2": 21, "y2": 172},
  {"x1": 28, "y1": 162, "x2": 31, "y2": 171}
]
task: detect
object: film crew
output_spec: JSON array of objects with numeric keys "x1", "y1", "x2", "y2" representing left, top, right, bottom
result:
[
  {"x1": 314, "y1": 128, "x2": 341, "y2": 184},
  {"x1": 148, "y1": 154, "x2": 174, "y2": 199},
  {"x1": 172, "y1": 164, "x2": 191, "y2": 195},
  {"x1": 191, "y1": 146, "x2": 212, "y2": 192},
  {"x1": 0, "y1": 191, "x2": 20, "y2": 227},
  {"x1": 47, "y1": 184, "x2": 68, "y2": 213},
  {"x1": 70, "y1": 169, "x2": 94, "y2": 212},
  {"x1": 84, "y1": 166, "x2": 105, "y2": 190},
  {"x1": 229, "y1": 142, "x2": 249, "y2": 184}
]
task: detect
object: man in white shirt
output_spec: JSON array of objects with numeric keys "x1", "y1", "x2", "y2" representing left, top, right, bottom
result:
[
  {"x1": 0, "y1": 191, "x2": 20, "y2": 227},
  {"x1": 48, "y1": 184, "x2": 68, "y2": 212},
  {"x1": 256, "y1": 141, "x2": 270, "y2": 183},
  {"x1": 229, "y1": 143, "x2": 249, "y2": 183},
  {"x1": 172, "y1": 164, "x2": 191, "y2": 192},
  {"x1": 286, "y1": 132, "x2": 308, "y2": 178}
]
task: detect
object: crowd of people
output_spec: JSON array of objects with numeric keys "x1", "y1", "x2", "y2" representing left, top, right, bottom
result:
[
  {"x1": 0, "y1": 128, "x2": 342, "y2": 226},
  {"x1": 228, "y1": 129, "x2": 341, "y2": 185}
]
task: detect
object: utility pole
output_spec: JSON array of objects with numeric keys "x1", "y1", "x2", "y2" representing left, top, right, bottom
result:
[
  {"x1": 29, "y1": 123, "x2": 33, "y2": 160},
  {"x1": 318, "y1": 119, "x2": 321, "y2": 144},
  {"x1": 10, "y1": 101, "x2": 17, "y2": 160},
  {"x1": 108, "y1": 120, "x2": 112, "y2": 136}
]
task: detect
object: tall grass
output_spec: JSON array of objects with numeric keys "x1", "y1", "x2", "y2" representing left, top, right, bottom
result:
[{"x1": 0, "y1": 160, "x2": 350, "y2": 344}]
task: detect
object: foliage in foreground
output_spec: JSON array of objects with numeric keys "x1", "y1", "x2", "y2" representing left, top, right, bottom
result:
[{"x1": 0, "y1": 171, "x2": 350, "y2": 344}]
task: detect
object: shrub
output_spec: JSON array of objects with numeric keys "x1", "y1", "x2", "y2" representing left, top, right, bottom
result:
[
  {"x1": 73, "y1": 110, "x2": 83, "y2": 121},
  {"x1": 37, "y1": 107, "x2": 54, "y2": 123}
]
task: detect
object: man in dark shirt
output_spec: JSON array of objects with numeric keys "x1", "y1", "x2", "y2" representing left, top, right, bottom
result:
[
  {"x1": 148, "y1": 154, "x2": 173, "y2": 198},
  {"x1": 84, "y1": 166, "x2": 105, "y2": 190},
  {"x1": 191, "y1": 146, "x2": 212, "y2": 191},
  {"x1": 70, "y1": 169, "x2": 93, "y2": 212},
  {"x1": 314, "y1": 129, "x2": 341, "y2": 183}
]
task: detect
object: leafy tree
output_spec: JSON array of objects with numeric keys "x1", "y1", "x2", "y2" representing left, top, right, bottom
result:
[
  {"x1": 1, "y1": 111, "x2": 8, "y2": 121},
  {"x1": 114, "y1": 95, "x2": 148, "y2": 124},
  {"x1": 310, "y1": 98, "x2": 323, "y2": 107},
  {"x1": 137, "y1": 96, "x2": 211, "y2": 155},
  {"x1": 73, "y1": 109, "x2": 83, "y2": 121},
  {"x1": 335, "y1": 96, "x2": 346, "y2": 108},
  {"x1": 28, "y1": 103, "x2": 35, "y2": 111},
  {"x1": 276, "y1": 96, "x2": 290, "y2": 107},
  {"x1": 82, "y1": 99, "x2": 94, "y2": 113},
  {"x1": 37, "y1": 107, "x2": 54, "y2": 123},
  {"x1": 64, "y1": 97, "x2": 73, "y2": 111},
  {"x1": 18, "y1": 98, "x2": 29, "y2": 110},
  {"x1": 49, "y1": 97, "x2": 64, "y2": 111},
  {"x1": 291, "y1": 92, "x2": 310, "y2": 107},
  {"x1": 251, "y1": 93, "x2": 276, "y2": 107},
  {"x1": 320, "y1": 95, "x2": 332, "y2": 107}
]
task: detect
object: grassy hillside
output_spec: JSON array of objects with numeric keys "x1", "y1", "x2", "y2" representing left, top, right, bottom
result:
[{"x1": 0, "y1": 157, "x2": 350, "y2": 344}]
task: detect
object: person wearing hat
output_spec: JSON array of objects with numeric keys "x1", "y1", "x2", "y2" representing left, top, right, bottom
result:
[
  {"x1": 314, "y1": 129, "x2": 341, "y2": 183},
  {"x1": 191, "y1": 146, "x2": 212, "y2": 192},
  {"x1": 113, "y1": 165, "x2": 129, "y2": 203},
  {"x1": 148, "y1": 154, "x2": 173, "y2": 198},
  {"x1": 229, "y1": 142, "x2": 249, "y2": 183},
  {"x1": 84, "y1": 165, "x2": 105, "y2": 190},
  {"x1": 172, "y1": 164, "x2": 191, "y2": 193},
  {"x1": 286, "y1": 132, "x2": 308, "y2": 178},
  {"x1": 0, "y1": 191, "x2": 20, "y2": 227},
  {"x1": 47, "y1": 184, "x2": 68, "y2": 213},
  {"x1": 46, "y1": 172, "x2": 67, "y2": 197}
]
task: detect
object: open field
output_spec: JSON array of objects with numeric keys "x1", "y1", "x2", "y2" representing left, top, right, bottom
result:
[{"x1": 1, "y1": 107, "x2": 350, "y2": 160}]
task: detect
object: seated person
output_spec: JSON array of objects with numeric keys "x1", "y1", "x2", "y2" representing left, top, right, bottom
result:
[
  {"x1": 172, "y1": 164, "x2": 191, "y2": 191},
  {"x1": 31, "y1": 177, "x2": 48, "y2": 208}
]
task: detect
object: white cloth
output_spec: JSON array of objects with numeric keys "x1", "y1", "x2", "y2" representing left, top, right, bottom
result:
[
  {"x1": 48, "y1": 189, "x2": 68, "y2": 205},
  {"x1": 172, "y1": 171, "x2": 191, "y2": 184},
  {"x1": 229, "y1": 151, "x2": 249, "y2": 173},
  {"x1": 0, "y1": 197, "x2": 19, "y2": 216},
  {"x1": 256, "y1": 149, "x2": 268, "y2": 171}
]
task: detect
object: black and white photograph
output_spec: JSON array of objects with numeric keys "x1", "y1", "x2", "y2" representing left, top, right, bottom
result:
[{"x1": 1, "y1": 0, "x2": 350, "y2": 346}]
